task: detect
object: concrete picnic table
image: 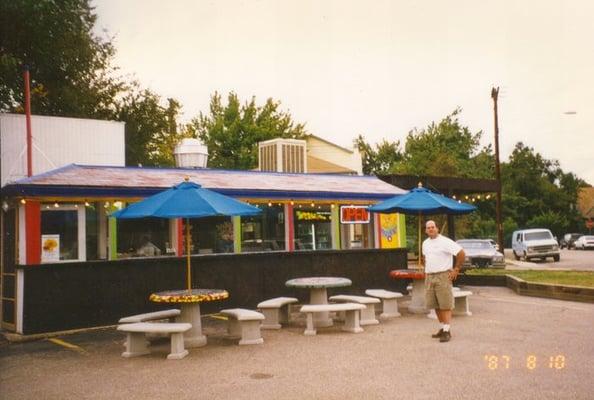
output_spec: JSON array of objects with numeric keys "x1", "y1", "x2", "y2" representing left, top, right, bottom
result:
[
  {"x1": 285, "y1": 276, "x2": 352, "y2": 327},
  {"x1": 389, "y1": 269, "x2": 428, "y2": 314},
  {"x1": 149, "y1": 288, "x2": 229, "y2": 348}
]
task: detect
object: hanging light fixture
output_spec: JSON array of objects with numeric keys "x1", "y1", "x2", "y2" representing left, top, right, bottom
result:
[{"x1": 20, "y1": 198, "x2": 26, "y2": 204}]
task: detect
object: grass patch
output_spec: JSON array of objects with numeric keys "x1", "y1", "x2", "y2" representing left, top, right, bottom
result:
[{"x1": 465, "y1": 269, "x2": 594, "y2": 288}]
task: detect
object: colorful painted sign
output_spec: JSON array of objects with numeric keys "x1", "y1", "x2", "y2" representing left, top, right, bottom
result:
[{"x1": 379, "y1": 213, "x2": 399, "y2": 248}]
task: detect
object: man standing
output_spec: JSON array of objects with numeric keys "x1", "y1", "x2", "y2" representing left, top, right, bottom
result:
[{"x1": 421, "y1": 220, "x2": 465, "y2": 342}]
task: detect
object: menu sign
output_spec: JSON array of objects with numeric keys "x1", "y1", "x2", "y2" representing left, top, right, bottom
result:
[{"x1": 41, "y1": 234, "x2": 60, "y2": 262}]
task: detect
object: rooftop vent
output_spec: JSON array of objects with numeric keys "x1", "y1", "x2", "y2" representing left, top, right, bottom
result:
[{"x1": 174, "y1": 138, "x2": 209, "y2": 168}]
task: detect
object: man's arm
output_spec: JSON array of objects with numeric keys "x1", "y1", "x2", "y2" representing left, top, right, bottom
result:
[{"x1": 449, "y1": 249, "x2": 465, "y2": 280}]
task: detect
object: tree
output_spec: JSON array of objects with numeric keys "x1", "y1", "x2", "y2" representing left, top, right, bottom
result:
[
  {"x1": 395, "y1": 108, "x2": 493, "y2": 178},
  {"x1": 0, "y1": 0, "x2": 122, "y2": 118},
  {"x1": 501, "y1": 142, "x2": 586, "y2": 236},
  {"x1": 355, "y1": 135, "x2": 402, "y2": 175},
  {"x1": 115, "y1": 87, "x2": 185, "y2": 167},
  {"x1": 188, "y1": 92, "x2": 307, "y2": 169}
]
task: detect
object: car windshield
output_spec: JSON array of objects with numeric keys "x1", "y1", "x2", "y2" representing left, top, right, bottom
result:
[
  {"x1": 458, "y1": 241, "x2": 491, "y2": 249},
  {"x1": 525, "y1": 231, "x2": 552, "y2": 240}
]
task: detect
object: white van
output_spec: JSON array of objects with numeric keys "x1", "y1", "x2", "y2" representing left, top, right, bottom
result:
[{"x1": 511, "y1": 229, "x2": 560, "y2": 262}]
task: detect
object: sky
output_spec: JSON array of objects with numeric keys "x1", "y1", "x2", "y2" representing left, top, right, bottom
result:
[{"x1": 93, "y1": 0, "x2": 594, "y2": 184}]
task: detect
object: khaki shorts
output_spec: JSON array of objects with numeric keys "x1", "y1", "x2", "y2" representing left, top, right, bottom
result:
[{"x1": 425, "y1": 271, "x2": 454, "y2": 310}]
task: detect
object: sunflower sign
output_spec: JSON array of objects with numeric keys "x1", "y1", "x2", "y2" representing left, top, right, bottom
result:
[{"x1": 41, "y1": 234, "x2": 60, "y2": 262}]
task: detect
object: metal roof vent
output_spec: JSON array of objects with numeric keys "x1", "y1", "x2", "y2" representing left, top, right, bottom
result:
[{"x1": 174, "y1": 138, "x2": 209, "y2": 168}]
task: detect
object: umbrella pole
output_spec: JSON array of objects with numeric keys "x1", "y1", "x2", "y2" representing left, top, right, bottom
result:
[
  {"x1": 186, "y1": 218, "x2": 191, "y2": 291},
  {"x1": 417, "y1": 212, "x2": 422, "y2": 269}
]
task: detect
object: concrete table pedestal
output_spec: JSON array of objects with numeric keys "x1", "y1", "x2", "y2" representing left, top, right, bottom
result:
[
  {"x1": 286, "y1": 277, "x2": 352, "y2": 328},
  {"x1": 150, "y1": 288, "x2": 229, "y2": 348}
]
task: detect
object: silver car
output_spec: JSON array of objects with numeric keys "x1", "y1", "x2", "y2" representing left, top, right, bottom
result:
[
  {"x1": 573, "y1": 235, "x2": 594, "y2": 250},
  {"x1": 457, "y1": 239, "x2": 506, "y2": 269}
]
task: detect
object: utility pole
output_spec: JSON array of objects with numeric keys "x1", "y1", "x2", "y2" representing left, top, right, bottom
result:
[{"x1": 491, "y1": 87, "x2": 504, "y2": 251}]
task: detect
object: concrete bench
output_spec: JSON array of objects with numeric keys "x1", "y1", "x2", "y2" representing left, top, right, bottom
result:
[
  {"x1": 427, "y1": 289, "x2": 473, "y2": 319},
  {"x1": 117, "y1": 322, "x2": 191, "y2": 360},
  {"x1": 365, "y1": 289, "x2": 403, "y2": 319},
  {"x1": 220, "y1": 308, "x2": 265, "y2": 345},
  {"x1": 257, "y1": 297, "x2": 298, "y2": 329},
  {"x1": 453, "y1": 290, "x2": 473, "y2": 316},
  {"x1": 300, "y1": 303, "x2": 366, "y2": 336},
  {"x1": 329, "y1": 295, "x2": 380, "y2": 325},
  {"x1": 118, "y1": 309, "x2": 180, "y2": 324}
]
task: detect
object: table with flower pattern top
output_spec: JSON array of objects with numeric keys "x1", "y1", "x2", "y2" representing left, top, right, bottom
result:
[{"x1": 150, "y1": 288, "x2": 229, "y2": 347}]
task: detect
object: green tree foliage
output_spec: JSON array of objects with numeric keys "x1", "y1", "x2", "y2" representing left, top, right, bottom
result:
[
  {"x1": 115, "y1": 88, "x2": 185, "y2": 167},
  {"x1": 0, "y1": 0, "x2": 122, "y2": 118},
  {"x1": 188, "y1": 92, "x2": 307, "y2": 169},
  {"x1": 355, "y1": 135, "x2": 402, "y2": 175},
  {"x1": 501, "y1": 142, "x2": 586, "y2": 237},
  {"x1": 395, "y1": 108, "x2": 493, "y2": 178}
]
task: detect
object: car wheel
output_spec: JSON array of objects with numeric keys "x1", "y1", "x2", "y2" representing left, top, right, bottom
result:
[
  {"x1": 513, "y1": 251, "x2": 520, "y2": 261},
  {"x1": 523, "y1": 251, "x2": 529, "y2": 261},
  {"x1": 553, "y1": 255, "x2": 560, "y2": 262}
]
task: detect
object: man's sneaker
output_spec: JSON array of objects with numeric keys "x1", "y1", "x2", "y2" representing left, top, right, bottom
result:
[
  {"x1": 439, "y1": 331, "x2": 451, "y2": 342},
  {"x1": 431, "y1": 329, "x2": 444, "y2": 338}
]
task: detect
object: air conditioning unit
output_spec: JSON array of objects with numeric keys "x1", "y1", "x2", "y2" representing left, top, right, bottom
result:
[{"x1": 258, "y1": 138, "x2": 307, "y2": 173}]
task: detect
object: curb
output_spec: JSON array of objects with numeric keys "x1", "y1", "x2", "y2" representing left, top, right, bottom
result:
[
  {"x1": 458, "y1": 274, "x2": 594, "y2": 303},
  {"x1": 1, "y1": 325, "x2": 116, "y2": 344}
]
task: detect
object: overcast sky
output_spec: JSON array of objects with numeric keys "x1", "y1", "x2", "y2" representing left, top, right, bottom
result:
[{"x1": 93, "y1": 0, "x2": 594, "y2": 184}]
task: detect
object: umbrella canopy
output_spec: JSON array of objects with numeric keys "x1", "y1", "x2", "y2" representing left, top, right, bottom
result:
[
  {"x1": 112, "y1": 181, "x2": 262, "y2": 219},
  {"x1": 112, "y1": 179, "x2": 261, "y2": 290},
  {"x1": 368, "y1": 185, "x2": 476, "y2": 215},
  {"x1": 369, "y1": 183, "x2": 476, "y2": 268}
]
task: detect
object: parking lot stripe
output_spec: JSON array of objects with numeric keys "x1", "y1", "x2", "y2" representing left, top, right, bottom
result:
[{"x1": 47, "y1": 338, "x2": 89, "y2": 355}]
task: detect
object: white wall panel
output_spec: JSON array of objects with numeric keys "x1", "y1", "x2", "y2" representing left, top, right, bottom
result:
[{"x1": 1, "y1": 114, "x2": 125, "y2": 186}]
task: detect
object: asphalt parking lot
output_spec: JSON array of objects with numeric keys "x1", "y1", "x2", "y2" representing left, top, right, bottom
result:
[
  {"x1": 1, "y1": 286, "x2": 593, "y2": 400},
  {"x1": 505, "y1": 248, "x2": 594, "y2": 271}
]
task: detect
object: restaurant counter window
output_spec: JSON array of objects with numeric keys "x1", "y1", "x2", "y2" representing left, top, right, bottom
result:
[
  {"x1": 116, "y1": 217, "x2": 168, "y2": 258},
  {"x1": 340, "y1": 220, "x2": 375, "y2": 249},
  {"x1": 241, "y1": 204, "x2": 285, "y2": 252},
  {"x1": 187, "y1": 216, "x2": 233, "y2": 254},
  {"x1": 294, "y1": 206, "x2": 332, "y2": 250},
  {"x1": 41, "y1": 204, "x2": 79, "y2": 261}
]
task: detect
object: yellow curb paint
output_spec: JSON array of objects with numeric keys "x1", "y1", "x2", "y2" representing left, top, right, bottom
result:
[
  {"x1": 48, "y1": 338, "x2": 89, "y2": 355},
  {"x1": 206, "y1": 314, "x2": 228, "y2": 321}
]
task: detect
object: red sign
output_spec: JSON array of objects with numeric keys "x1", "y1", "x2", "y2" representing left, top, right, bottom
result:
[
  {"x1": 586, "y1": 219, "x2": 593, "y2": 229},
  {"x1": 340, "y1": 206, "x2": 370, "y2": 224}
]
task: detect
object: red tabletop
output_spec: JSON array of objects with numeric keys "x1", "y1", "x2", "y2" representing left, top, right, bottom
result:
[{"x1": 389, "y1": 269, "x2": 426, "y2": 280}]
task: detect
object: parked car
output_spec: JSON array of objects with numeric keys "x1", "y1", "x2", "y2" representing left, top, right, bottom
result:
[
  {"x1": 456, "y1": 239, "x2": 506, "y2": 269},
  {"x1": 511, "y1": 229, "x2": 560, "y2": 262},
  {"x1": 486, "y1": 238, "x2": 501, "y2": 251},
  {"x1": 560, "y1": 233, "x2": 583, "y2": 249},
  {"x1": 573, "y1": 235, "x2": 594, "y2": 250}
]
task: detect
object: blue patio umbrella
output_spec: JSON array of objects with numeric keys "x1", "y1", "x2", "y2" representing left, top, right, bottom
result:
[
  {"x1": 112, "y1": 178, "x2": 261, "y2": 290},
  {"x1": 369, "y1": 183, "x2": 476, "y2": 266}
]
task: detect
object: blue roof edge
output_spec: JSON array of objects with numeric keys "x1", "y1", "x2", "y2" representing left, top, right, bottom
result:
[{"x1": 1, "y1": 184, "x2": 401, "y2": 201}]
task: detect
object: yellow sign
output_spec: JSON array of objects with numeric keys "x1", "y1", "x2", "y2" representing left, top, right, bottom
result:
[{"x1": 379, "y1": 213, "x2": 399, "y2": 248}]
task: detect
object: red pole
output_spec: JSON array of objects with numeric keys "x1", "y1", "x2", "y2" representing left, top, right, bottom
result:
[{"x1": 23, "y1": 66, "x2": 33, "y2": 177}]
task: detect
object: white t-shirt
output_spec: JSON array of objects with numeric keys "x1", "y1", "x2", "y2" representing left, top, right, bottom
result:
[{"x1": 422, "y1": 235, "x2": 463, "y2": 274}]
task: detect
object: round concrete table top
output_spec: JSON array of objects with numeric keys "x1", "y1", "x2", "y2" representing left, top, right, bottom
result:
[
  {"x1": 150, "y1": 288, "x2": 229, "y2": 303},
  {"x1": 285, "y1": 277, "x2": 352, "y2": 289},
  {"x1": 389, "y1": 269, "x2": 426, "y2": 280}
]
